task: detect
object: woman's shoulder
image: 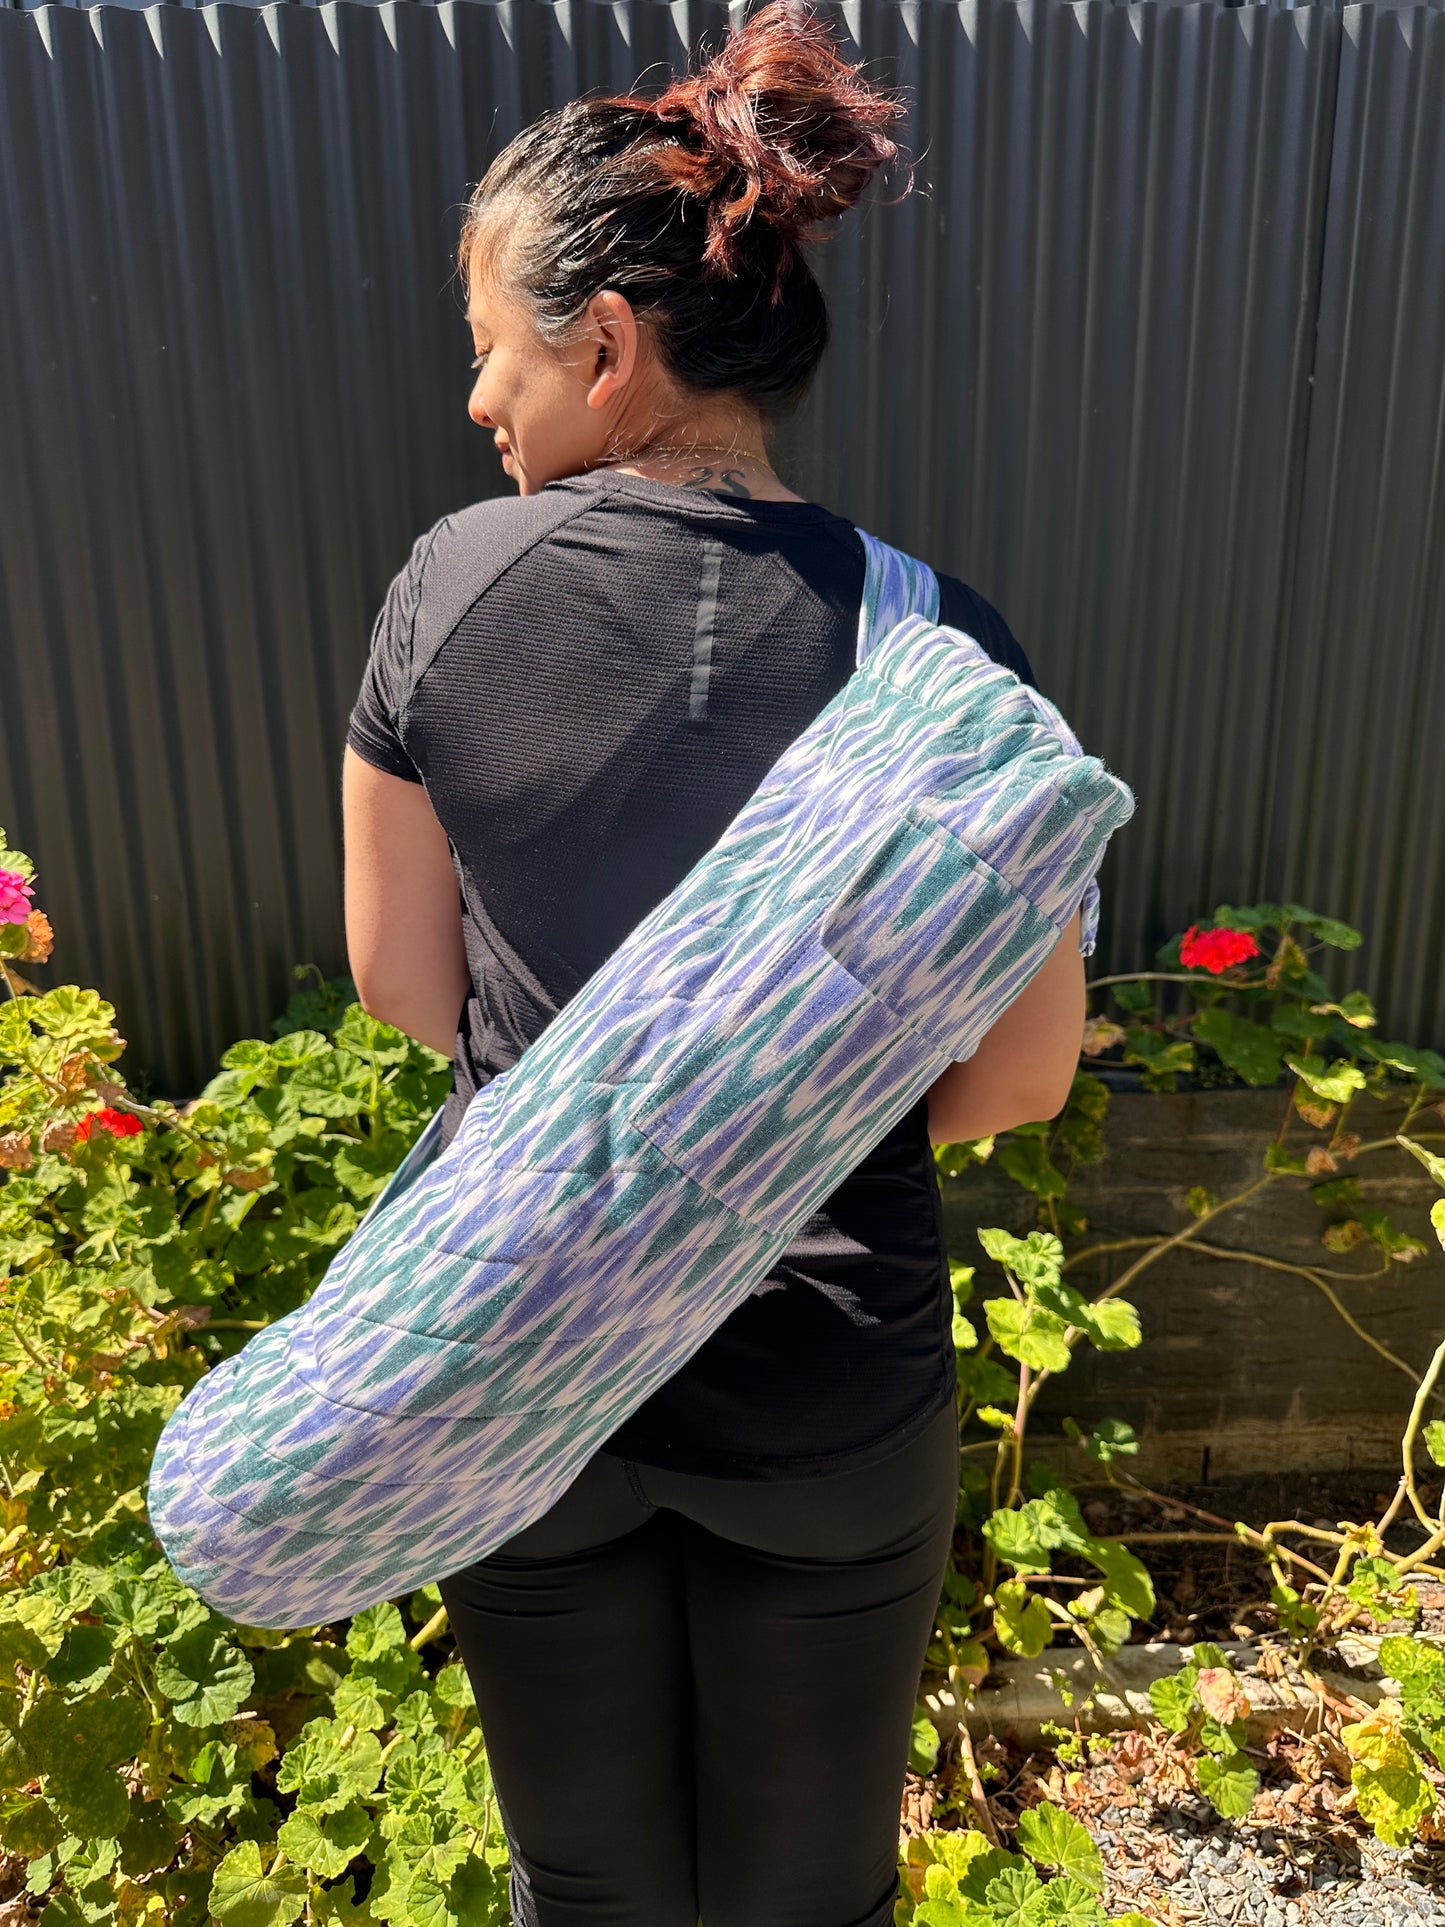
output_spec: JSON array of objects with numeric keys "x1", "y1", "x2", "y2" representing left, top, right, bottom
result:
[
  {"x1": 392, "y1": 482, "x2": 609, "y2": 659},
  {"x1": 933, "y1": 567, "x2": 1036, "y2": 690},
  {"x1": 422, "y1": 482, "x2": 603, "y2": 590}
]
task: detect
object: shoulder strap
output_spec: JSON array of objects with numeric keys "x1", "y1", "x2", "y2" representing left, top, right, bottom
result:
[{"x1": 856, "y1": 530, "x2": 941, "y2": 667}]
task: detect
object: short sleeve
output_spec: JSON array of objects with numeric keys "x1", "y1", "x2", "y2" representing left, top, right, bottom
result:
[
  {"x1": 936, "y1": 572, "x2": 1036, "y2": 690},
  {"x1": 346, "y1": 529, "x2": 438, "y2": 784}
]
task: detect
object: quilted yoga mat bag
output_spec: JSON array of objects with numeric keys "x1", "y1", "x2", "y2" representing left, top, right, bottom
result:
[{"x1": 148, "y1": 533, "x2": 1135, "y2": 1628}]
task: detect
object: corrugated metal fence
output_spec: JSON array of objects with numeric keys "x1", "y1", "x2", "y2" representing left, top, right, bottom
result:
[{"x1": 1, "y1": 0, "x2": 1442, "y2": 1092}]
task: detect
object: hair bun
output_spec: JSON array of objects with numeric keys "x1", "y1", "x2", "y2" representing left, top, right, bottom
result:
[{"x1": 641, "y1": 0, "x2": 906, "y2": 282}]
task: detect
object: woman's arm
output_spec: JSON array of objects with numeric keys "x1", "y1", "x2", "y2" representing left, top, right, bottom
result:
[
  {"x1": 925, "y1": 910, "x2": 1086, "y2": 1146},
  {"x1": 342, "y1": 747, "x2": 471, "y2": 1059}
]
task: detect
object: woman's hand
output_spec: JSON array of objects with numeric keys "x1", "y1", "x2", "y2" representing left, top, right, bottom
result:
[
  {"x1": 925, "y1": 910, "x2": 1086, "y2": 1146},
  {"x1": 342, "y1": 748, "x2": 471, "y2": 1060}
]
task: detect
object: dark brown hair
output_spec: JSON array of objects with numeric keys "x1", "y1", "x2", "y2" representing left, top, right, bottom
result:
[{"x1": 458, "y1": 0, "x2": 906, "y2": 410}]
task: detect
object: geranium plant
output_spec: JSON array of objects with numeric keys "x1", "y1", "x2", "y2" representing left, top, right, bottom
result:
[
  {"x1": 923, "y1": 904, "x2": 1445, "y2": 1850},
  {"x1": 0, "y1": 834, "x2": 515, "y2": 1926}
]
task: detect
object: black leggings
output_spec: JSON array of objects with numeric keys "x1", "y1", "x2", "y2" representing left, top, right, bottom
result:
[{"x1": 439, "y1": 1401, "x2": 959, "y2": 1927}]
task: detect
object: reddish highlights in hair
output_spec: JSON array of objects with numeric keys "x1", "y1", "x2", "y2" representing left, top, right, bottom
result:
[
  {"x1": 459, "y1": 1, "x2": 908, "y2": 408},
  {"x1": 623, "y1": 1, "x2": 906, "y2": 285}
]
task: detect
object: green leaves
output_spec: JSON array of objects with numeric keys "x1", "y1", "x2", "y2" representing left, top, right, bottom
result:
[
  {"x1": 984, "y1": 1509, "x2": 1055, "y2": 1576},
  {"x1": 981, "y1": 1487, "x2": 1153, "y2": 1655},
  {"x1": 276, "y1": 1801, "x2": 373, "y2": 1879},
  {"x1": 368, "y1": 1813, "x2": 493, "y2": 1927},
  {"x1": 275, "y1": 1720, "x2": 384, "y2": 1815},
  {"x1": 991, "y1": 1579, "x2": 1053, "y2": 1658},
  {"x1": 1194, "y1": 1751, "x2": 1259, "y2": 1819},
  {"x1": 345, "y1": 1602, "x2": 425, "y2": 1712},
  {"x1": 996, "y1": 1135, "x2": 1068, "y2": 1201},
  {"x1": 209, "y1": 1841, "x2": 308, "y2": 1927},
  {"x1": 0, "y1": 907, "x2": 472, "y2": 1924},
  {"x1": 909, "y1": 1710, "x2": 941, "y2": 1775},
  {"x1": 1085, "y1": 1543, "x2": 1155, "y2": 1622},
  {"x1": 21, "y1": 1689, "x2": 148, "y2": 1776},
  {"x1": 976, "y1": 1229, "x2": 1140, "y2": 1376},
  {"x1": 17, "y1": 1690, "x2": 147, "y2": 1840},
  {"x1": 1374, "y1": 1636, "x2": 1445, "y2": 1779},
  {"x1": 1399, "y1": 1135, "x2": 1445, "y2": 1189},
  {"x1": 985, "y1": 1298, "x2": 1071, "y2": 1374},
  {"x1": 154, "y1": 1622, "x2": 256, "y2": 1726},
  {"x1": 1363, "y1": 1040, "x2": 1445, "y2": 1089},
  {"x1": 977, "y1": 1229, "x2": 1064, "y2": 1287},
  {"x1": 1145, "y1": 1649, "x2": 1260, "y2": 1821},
  {"x1": 904, "y1": 1814, "x2": 1123, "y2": 1927},
  {"x1": 1286, "y1": 1056, "x2": 1366, "y2": 1105},
  {"x1": 1062, "y1": 1417, "x2": 1139, "y2": 1466},
  {"x1": 1340, "y1": 1702, "x2": 1440, "y2": 1847},
  {"x1": 45, "y1": 1625, "x2": 114, "y2": 1695},
  {"x1": 1192, "y1": 1009, "x2": 1282, "y2": 1087},
  {"x1": 0, "y1": 1794, "x2": 66, "y2": 1859},
  {"x1": 1111, "y1": 982, "x2": 1155, "y2": 1016},
  {"x1": 1014, "y1": 1804, "x2": 1103, "y2": 1889},
  {"x1": 347, "y1": 1601, "x2": 408, "y2": 1661},
  {"x1": 1122, "y1": 1031, "x2": 1195, "y2": 1092}
]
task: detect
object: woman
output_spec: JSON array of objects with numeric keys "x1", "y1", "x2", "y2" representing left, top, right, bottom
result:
[{"x1": 342, "y1": 7, "x2": 1086, "y2": 1922}]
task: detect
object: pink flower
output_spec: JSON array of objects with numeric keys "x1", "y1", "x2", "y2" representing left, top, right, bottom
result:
[
  {"x1": 1179, "y1": 923, "x2": 1261, "y2": 975},
  {"x1": 0, "y1": 869, "x2": 33, "y2": 927}
]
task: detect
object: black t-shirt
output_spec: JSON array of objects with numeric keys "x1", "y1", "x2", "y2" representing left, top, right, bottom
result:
[{"x1": 347, "y1": 469, "x2": 1034, "y2": 1480}]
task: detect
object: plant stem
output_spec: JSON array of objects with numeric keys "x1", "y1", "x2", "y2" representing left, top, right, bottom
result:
[
  {"x1": 1020, "y1": 1177, "x2": 1277, "y2": 1428},
  {"x1": 9, "y1": 1320, "x2": 57, "y2": 1379},
  {"x1": 1095, "y1": 1176, "x2": 1275, "y2": 1305},
  {"x1": 1185, "y1": 1241, "x2": 1426, "y2": 1382},
  {"x1": 1085, "y1": 972, "x2": 1219, "y2": 992},
  {"x1": 1352, "y1": 1130, "x2": 1445, "y2": 1158},
  {"x1": 1374, "y1": 1334, "x2": 1445, "y2": 1546},
  {"x1": 1042, "y1": 1598, "x2": 1154, "y2": 1737},
  {"x1": 1061, "y1": 1237, "x2": 1158, "y2": 1271},
  {"x1": 1108, "y1": 1472, "x2": 1338, "y2": 1585},
  {"x1": 1274, "y1": 1075, "x2": 1300, "y2": 1147},
  {"x1": 939, "y1": 1623, "x2": 1002, "y2": 1846},
  {"x1": 953, "y1": 1721, "x2": 1002, "y2": 1848},
  {"x1": 1007, "y1": 1363, "x2": 1030, "y2": 1510},
  {"x1": 409, "y1": 1605, "x2": 450, "y2": 1651}
]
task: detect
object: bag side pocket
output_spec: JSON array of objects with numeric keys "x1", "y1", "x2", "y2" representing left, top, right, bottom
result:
[
  {"x1": 629, "y1": 805, "x2": 1056, "y2": 1234},
  {"x1": 816, "y1": 804, "x2": 1062, "y2": 1064}
]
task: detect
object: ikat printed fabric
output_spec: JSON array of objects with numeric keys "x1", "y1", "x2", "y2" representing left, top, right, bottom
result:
[{"x1": 147, "y1": 534, "x2": 1135, "y2": 1627}]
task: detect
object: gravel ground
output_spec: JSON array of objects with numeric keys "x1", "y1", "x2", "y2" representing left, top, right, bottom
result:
[
  {"x1": 1093, "y1": 1792, "x2": 1444, "y2": 1924},
  {"x1": 901, "y1": 1467, "x2": 1445, "y2": 1920},
  {"x1": 903, "y1": 1722, "x2": 1445, "y2": 1926}
]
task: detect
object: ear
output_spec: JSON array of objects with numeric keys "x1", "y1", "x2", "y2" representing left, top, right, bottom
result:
[{"x1": 582, "y1": 289, "x2": 641, "y2": 412}]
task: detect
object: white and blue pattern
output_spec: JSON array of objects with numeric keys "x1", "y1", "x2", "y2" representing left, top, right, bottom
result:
[{"x1": 147, "y1": 534, "x2": 1135, "y2": 1628}]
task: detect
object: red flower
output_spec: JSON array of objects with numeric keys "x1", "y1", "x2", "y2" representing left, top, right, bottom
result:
[
  {"x1": 1179, "y1": 924, "x2": 1261, "y2": 975},
  {"x1": 74, "y1": 1106, "x2": 143, "y2": 1143}
]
